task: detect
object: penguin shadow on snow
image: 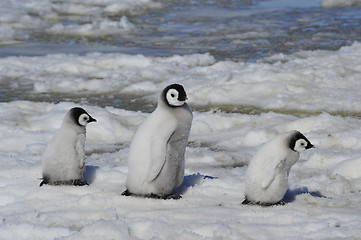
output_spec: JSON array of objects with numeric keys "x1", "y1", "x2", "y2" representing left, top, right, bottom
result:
[
  {"x1": 282, "y1": 186, "x2": 327, "y2": 204},
  {"x1": 174, "y1": 173, "x2": 217, "y2": 195},
  {"x1": 83, "y1": 165, "x2": 99, "y2": 185}
]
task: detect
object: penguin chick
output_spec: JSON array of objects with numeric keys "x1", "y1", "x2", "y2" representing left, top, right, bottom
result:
[
  {"x1": 40, "y1": 107, "x2": 96, "y2": 186},
  {"x1": 242, "y1": 130, "x2": 314, "y2": 206},
  {"x1": 123, "y1": 84, "x2": 193, "y2": 199}
]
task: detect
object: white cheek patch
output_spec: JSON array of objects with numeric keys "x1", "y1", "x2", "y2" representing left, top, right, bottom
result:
[
  {"x1": 166, "y1": 89, "x2": 185, "y2": 107},
  {"x1": 294, "y1": 139, "x2": 307, "y2": 153},
  {"x1": 78, "y1": 113, "x2": 89, "y2": 126},
  {"x1": 168, "y1": 98, "x2": 185, "y2": 106}
]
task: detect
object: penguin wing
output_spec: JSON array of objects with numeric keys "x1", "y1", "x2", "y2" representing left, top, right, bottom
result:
[
  {"x1": 261, "y1": 157, "x2": 284, "y2": 189},
  {"x1": 146, "y1": 121, "x2": 177, "y2": 182},
  {"x1": 75, "y1": 134, "x2": 86, "y2": 169}
]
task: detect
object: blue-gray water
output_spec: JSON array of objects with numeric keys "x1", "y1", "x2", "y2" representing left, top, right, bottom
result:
[{"x1": 2, "y1": 0, "x2": 361, "y2": 62}]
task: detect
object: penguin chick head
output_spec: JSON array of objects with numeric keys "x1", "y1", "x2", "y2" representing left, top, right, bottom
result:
[
  {"x1": 162, "y1": 84, "x2": 188, "y2": 107},
  {"x1": 288, "y1": 131, "x2": 314, "y2": 153},
  {"x1": 69, "y1": 107, "x2": 97, "y2": 127}
]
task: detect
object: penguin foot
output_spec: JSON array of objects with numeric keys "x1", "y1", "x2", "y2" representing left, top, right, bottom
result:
[
  {"x1": 41, "y1": 179, "x2": 88, "y2": 186},
  {"x1": 256, "y1": 201, "x2": 285, "y2": 207},
  {"x1": 242, "y1": 197, "x2": 285, "y2": 207},
  {"x1": 144, "y1": 193, "x2": 182, "y2": 200},
  {"x1": 39, "y1": 178, "x2": 49, "y2": 187},
  {"x1": 121, "y1": 189, "x2": 133, "y2": 196},
  {"x1": 121, "y1": 190, "x2": 181, "y2": 200},
  {"x1": 72, "y1": 179, "x2": 89, "y2": 186},
  {"x1": 273, "y1": 200, "x2": 285, "y2": 206},
  {"x1": 39, "y1": 176, "x2": 50, "y2": 187},
  {"x1": 54, "y1": 179, "x2": 88, "y2": 186},
  {"x1": 241, "y1": 198, "x2": 251, "y2": 205},
  {"x1": 160, "y1": 193, "x2": 182, "y2": 200},
  {"x1": 53, "y1": 180, "x2": 71, "y2": 185}
]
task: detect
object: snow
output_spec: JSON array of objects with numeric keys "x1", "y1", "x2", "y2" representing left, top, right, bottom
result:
[
  {"x1": 1, "y1": 13, "x2": 361, "y2": 238},
  {"x1": 47, "y1": 16, "x2": 136, "y2": 37},
  {"x1": 322, "y1": 0, "x2": 361, "y2": 7},
  {"x1": 2, "y1": 43, "x2": 361, "y2": 113},
  {"x1": 1, "y1": 97, "x2": 361, "y2": 239}
]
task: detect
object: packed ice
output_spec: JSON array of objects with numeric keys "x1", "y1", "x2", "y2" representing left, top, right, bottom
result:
[
  {"x1": 2, "y1": 43, "x2": 361, "y2": 113},
  {"x1": 1, "y1": 45, "x2": 361, "y2": 239}
]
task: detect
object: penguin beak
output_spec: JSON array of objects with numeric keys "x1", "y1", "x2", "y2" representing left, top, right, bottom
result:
[
  {"x1": 88, "y1": 116, "x2": 97, "y2": 123},
  {"x1": 178, "y1": 93, "x2": 188, "y2": 102},
  {"x1": 306, "y1": 143, "x2": 315, "y2": 149},
  {"x1": 181, "y1": 95, "x2": 188, "y2": 101}
]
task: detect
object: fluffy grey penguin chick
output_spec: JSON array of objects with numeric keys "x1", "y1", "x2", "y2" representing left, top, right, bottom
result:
[
  {"x1": 122, "y1": 84, "x2": 193, "y2": 199},
  {"x1": 40, "y1": 107, "x2": 96, "y2": 186},
  {"x1": 242, "y1": 130, "x2": 314, "y2": 206}
]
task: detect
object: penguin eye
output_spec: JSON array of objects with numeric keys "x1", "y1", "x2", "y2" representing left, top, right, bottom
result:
[{"x1": 171, "y1": 93, "x2": 175, "y2": 98}]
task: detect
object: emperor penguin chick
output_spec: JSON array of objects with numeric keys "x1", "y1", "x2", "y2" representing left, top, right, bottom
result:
[
  {"x1": 40, "y1": 107, "x2": 96, "y2": 186},
  {"x1": 123, "y1": 84, "x2": 193, "y2": 199},
  {"x1": 242, "y1": 130, "x2": 314, "y2": 206}
]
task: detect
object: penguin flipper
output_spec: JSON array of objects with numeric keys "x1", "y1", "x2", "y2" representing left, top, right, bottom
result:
[
  {"x1": 146, "y1": 125, "x2": 177, "y2": 182},
  {"x1": 75, "y1": 135, "x2": 86, "y2": 169},
  {"x1": 261, "y1": 157, "x2": 285, "y2": 189}
]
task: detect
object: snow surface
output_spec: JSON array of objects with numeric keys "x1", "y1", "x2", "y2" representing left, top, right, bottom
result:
[
  {"x1": 1, "y1": 31, "x2": 361, "y2": 240},
  {"x1": 322, "y1": 0, "x2": 361, "y2": 7},
  {"x1": 0, "y1": 101, "x2": 361, "y2": 239},
  {"x1": 1, "y1": 96, "x2": 361, "y2": 238}
]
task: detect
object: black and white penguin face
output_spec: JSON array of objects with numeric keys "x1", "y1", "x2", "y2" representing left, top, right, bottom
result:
[
  {"x1": 163, "y1": 84, "x2": 188, "y2": 107},
  {"x1": 293, "y1": 139, "x2": 311, "y2": 152},
  {"x1": 289, "y1": 131, "x2": 314, "y2": 153},
  {"x1": 70, "y1": 107, "x2": 97, "y2": 127}
]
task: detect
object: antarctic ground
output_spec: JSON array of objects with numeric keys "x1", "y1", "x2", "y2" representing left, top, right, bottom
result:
[{"x1": 1, "y1": 0, "x2": 361, "y2": 239}]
